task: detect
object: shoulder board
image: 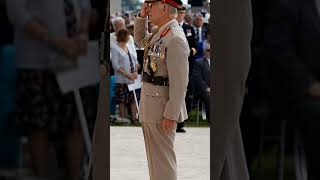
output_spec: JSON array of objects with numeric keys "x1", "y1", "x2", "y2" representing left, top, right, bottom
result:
[{"x1": 160, "y1": 27, "x2": 171, "y2": 38}]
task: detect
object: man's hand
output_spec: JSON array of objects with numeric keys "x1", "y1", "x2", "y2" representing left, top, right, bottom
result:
[
  {"x1": 139, "y1": 3, "x2": 149, "y2": 18},
  {"x1": 308, "y1": 82, "x2": 320, "y2": 97},
  {"x1": 162, "y1": 118, "x2": 176, "y2": 134}
]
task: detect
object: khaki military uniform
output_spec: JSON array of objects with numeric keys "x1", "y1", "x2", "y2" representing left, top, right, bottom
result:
[{"x1": 134, "y1": 16, "x2": 189, "y2": 180}]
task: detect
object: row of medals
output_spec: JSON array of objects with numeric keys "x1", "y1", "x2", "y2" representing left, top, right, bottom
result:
[{"x1": 144, "y1": 43, "x2": 166, "y2": 73}]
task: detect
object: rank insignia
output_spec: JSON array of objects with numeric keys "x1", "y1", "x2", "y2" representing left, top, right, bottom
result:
[{"x1": 160, "y1": 27, "x2": 171, "y2": 38}]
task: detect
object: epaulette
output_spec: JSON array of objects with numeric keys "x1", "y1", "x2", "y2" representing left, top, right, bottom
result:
[{"x1": 160, "y1": 27, "x2": 171, "y2": 38}]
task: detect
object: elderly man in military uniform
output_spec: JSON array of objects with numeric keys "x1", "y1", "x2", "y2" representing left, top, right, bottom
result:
[{"x1": 134, "y1": 0, "x2": 189, "y2": 179}]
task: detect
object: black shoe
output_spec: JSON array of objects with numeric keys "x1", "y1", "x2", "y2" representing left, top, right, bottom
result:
[{"x1": 176, "y1": 128, "x2": 186, "y2": 133}]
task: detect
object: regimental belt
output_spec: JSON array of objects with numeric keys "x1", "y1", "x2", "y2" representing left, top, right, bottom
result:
[{"x1": 142, "y1": 73, "x2": 169, "y2": 86}]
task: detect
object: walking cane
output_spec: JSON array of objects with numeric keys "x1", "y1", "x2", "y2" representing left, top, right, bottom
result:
[{"x1": 86, "y1": 11, "x2": 110, "y2": 180}]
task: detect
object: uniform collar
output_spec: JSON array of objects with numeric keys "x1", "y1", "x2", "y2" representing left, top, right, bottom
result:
[
  {"x1": 158, "y1": 19, "x2": 179, "y2": 36},
  {"x1": 150, "y1": 19, "x2": 179, "y2": 44}
]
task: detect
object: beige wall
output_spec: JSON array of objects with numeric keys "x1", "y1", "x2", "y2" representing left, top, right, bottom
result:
[{"x1": 110, "y1": 0, "x2": 122, "y2": 15}]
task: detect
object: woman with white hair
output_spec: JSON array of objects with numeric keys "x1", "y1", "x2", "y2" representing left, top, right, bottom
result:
[
  {"x1": 110, "y1": 16, "x2": 136, "y2": 48},
  {"x1": 110, "y1": 16, "x2": 137, "y2": 75}
]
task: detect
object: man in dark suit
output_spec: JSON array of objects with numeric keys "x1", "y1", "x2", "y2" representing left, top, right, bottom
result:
[
  {"x1": 177, "y1": 7, "x2": 197, "y2": 72},
  {"x1": 262, "y1": 0, "x2": 320, "y2": 179},
  {"x1": 176, "y1": 6, "x2": 197, "y2": 132},
  {"x1": 193, "y1": 13, "x2": 208, "y2": 60},
  {"x1": 191, "y1": 41, "x2": 210, "y2": 121}
]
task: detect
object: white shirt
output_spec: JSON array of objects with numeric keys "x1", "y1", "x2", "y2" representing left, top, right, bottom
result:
[
  {"x1": 194, "y1": 26, "x2": 202, "y2": 42},
  {"x1": 178, "y1": 21, "x2": 184, "y2": 27}
]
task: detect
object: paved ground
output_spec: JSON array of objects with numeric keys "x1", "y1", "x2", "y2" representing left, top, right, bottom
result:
[{"x1": 110, "y1": 127, "x2": 210, "y2": 180}]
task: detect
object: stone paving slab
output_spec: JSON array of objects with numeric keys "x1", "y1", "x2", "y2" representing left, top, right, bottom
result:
[{"x1": 111, "y1": 127, "x2": 210, "y2": 180}]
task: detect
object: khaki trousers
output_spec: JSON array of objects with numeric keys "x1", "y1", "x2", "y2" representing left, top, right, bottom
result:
[{"x1": 141, "y1": 122, "x2": 177, "y2": 180}]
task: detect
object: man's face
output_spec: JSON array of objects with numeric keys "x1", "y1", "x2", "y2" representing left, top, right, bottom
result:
[
  {"x1": 147, "y1": 1, "x2": 164, "y2": 25},
  {"x1": 176, "y1": 11, "x2": 186, "y2": 23},
  {"x1": 194, "y1": 16, "x2": 203, "y2": 27},
  {"x1": 114, "y1": 21, "x2": 125, "y2": 32}
]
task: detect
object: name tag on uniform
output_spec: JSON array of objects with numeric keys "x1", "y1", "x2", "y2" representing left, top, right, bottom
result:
[{"x1": 186, "y1": 29, "x2": 192, "y2": 37}]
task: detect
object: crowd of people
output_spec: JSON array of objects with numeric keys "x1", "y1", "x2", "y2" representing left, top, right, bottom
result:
[{"x1": 109, "y1": 4, "x2": 211, "y2": 132}]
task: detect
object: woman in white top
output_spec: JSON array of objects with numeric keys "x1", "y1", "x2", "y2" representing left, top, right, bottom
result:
[{"x1": 111, "y1": 29, "x2": 140, "y2": 124}]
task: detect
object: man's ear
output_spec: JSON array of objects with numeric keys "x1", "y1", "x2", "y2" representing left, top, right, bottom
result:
[{"x1": 160, "y1": 3, "x2": 166, "y2": 12}]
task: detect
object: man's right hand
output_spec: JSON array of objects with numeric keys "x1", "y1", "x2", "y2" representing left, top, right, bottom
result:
[
  {"x1": 139, "y1": 3, "x2": 149, "y2": 18},
  {"x1": 308, "y1": 82, "x2": 320, "y2": 97}
]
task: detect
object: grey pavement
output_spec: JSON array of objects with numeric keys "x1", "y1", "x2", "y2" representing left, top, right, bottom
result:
[{"x1": 110, "y1": 127, "x2": 210, "y2": 180}]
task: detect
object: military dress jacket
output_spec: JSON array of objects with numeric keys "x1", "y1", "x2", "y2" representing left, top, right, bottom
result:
[{"x1": 134, "y1": 17, "x2": 189, "y2": 123}]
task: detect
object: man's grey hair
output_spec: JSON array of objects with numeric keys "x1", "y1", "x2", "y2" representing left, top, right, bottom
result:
[
  {"x1": 112, "y1": 16, "x2": 125, "y2": 30},
  {"x1": 195, "y1": 12, "x2": 204, "y2": 18}
]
